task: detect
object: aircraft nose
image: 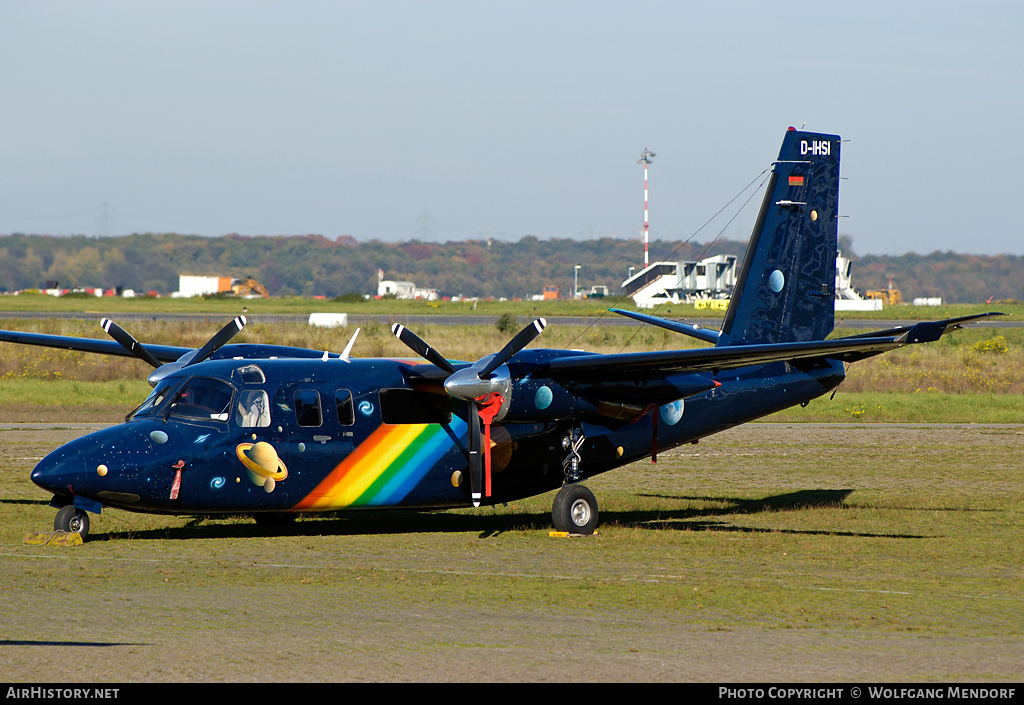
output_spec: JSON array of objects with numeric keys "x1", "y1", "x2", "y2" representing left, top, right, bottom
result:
[
  {"x1": 31, "y1": 441, "x2": 91, "y2": 498},
  {"x1": 30, "y1": 430, "x2": 117, "y2": 499},
  {"x1": 31, "y1": 424, "x2": 174, "y2": 509}
]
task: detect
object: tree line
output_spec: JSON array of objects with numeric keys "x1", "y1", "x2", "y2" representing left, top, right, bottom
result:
[{"x1": 0, "y1": 232, "x2": 1020, "y2": 304}]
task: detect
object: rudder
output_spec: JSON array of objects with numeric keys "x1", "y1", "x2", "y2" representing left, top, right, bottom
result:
[{"x1": 719, "y1": 128, "x2": 841, "y2": 345}]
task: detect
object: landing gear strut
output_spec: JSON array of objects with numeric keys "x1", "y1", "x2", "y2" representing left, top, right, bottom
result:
[
  {"x1": 54, "y1": 505, "x2": 90, "y2": 540},
  {"x1": 551, "y1": 483, "x2": 599, "y2": 535}
]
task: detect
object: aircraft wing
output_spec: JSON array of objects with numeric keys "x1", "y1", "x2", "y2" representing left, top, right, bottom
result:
[
  {"x1": 538, "y1": 334, "x2": 908, "y2": 379},
  {"x1": 0, "y1": 330, "x2": 191, "y2": 363},
  {"x1": 547, "y1": 312, "x2": 1007, "y2": 378},
  {"x1": 827, "y1": 313, "x2": 1006, "y2": 363},
  {"x1": 0, "y1": 329, "x2": 359, "y2": 365},
  {"x1": 835, "y1": 313, "x2": 1005, "y2": 343}
]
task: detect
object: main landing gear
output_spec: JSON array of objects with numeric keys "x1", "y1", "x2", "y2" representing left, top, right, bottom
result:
[
  {"x1": 54, "y1": 504, "x2": 90, "y2": 541},
  {"x1": 551, "y1": 425, "x2": 598, "y2": 534},
  {"x1": 551, "y1": 483, "x2": 599, "y2": 535}
]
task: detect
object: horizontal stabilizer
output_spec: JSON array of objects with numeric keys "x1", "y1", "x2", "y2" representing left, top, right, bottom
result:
[{"x1": 610, "y1": 308, "x2": 721, "y2": 344}]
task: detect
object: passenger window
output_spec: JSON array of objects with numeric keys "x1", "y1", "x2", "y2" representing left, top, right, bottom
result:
[
  {"x1": 236, "y1": 390, "x2": 271, "y2": 427},
  {"x1": 294, "y1": 389, "x2": 322, "y2": 427},
  {"x1": 336, "y1": 390, "x2": 355, "y2": 426}
]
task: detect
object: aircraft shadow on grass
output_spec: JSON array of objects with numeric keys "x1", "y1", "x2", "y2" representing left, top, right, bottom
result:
[
  {"x1": 0, "y1": 639, "x2": 147, "y2": 647},
  {"x1": 84, "y1": 487, "x2": 929, "y2": 541},
  {"x1": 605, "y1": 488, "x2": 930, "y2": 539}
]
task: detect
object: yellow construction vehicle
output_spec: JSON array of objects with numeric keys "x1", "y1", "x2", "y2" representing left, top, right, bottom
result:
[
  {"x1": 232, "y1": 278, "x2": 270, "y2": 298},
  {"x1": 866, "y1": 277, "x2": 901, "y2": 306}
]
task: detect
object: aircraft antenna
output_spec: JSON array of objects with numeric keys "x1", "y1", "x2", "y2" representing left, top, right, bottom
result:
[{"x1": 637, "y1": 148, "x2": 655, "y2": 268}]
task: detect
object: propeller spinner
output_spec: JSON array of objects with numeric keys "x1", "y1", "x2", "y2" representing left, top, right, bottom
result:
[{"x1": 391, "y1": 318, "x2": 546, "y2": 506}]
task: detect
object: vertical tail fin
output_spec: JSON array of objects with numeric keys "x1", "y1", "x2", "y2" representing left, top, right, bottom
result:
[{"x1": 718, "y1": 128, "x2": 841, "y2": 345}]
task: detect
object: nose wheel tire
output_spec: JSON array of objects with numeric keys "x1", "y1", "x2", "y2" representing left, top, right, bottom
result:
[
  {"x1": 552, "y1": 483, "x2": 599, "y2": 535},
  {"x1": 54, "y1": 505, "x2": 90, "y2": 541}
]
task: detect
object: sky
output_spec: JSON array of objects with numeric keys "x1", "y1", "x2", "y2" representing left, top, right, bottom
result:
[{"x1": 1, "y1": 1, "x2": 1021, "y2": 256}]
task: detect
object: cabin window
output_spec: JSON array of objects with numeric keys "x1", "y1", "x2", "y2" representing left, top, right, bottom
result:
[
  {"x1": 236, "y1": 390, "x2": 271, "y2": 427},
  {"x1": 336, "y1": 390, "x2": 355, "y2": 426},
  {"x1": 379, "y1": 388, "x2": 451, "y2": 424},
  {"x1": 293, "y1": 389, "x2": 323, "y2": 427},
  {"x1": 167, "y1": 377, "x2": 234, "y2": 423}
]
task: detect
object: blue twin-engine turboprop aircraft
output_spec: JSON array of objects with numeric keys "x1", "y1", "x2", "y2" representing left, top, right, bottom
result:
[{"x1": 1, "y1": 128, "x2": 1001, "y2": 541}]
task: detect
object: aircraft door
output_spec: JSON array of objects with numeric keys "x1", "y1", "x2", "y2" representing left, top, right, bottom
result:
[{"x1": 272, "y1": 384, "x2": 358, "y2": 486}]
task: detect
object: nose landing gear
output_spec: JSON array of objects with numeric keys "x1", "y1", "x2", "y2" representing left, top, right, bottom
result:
[{"x1": 54, "y1": 505, "x2": 91, "y2": 541}]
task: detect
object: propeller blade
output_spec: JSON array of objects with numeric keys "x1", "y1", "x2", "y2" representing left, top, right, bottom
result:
[
  {"x1": 100, "y1": 318, "x2": 163, "y2": 368},
  {"x1": 185, "y1": 316, "x2": 247, "y2": 367},
  {"x1": 392, "y1": 320, "x2": 543, "y2": 508},
  {"x1": 391, "y1": 323, "x2": 456, "y2": 374},
  {"x1": 476, "y1": 318, "x2": 546, "y2": 379},
  {"x1": 467, "y1": 405, "x2": 482, "y2": 507}
]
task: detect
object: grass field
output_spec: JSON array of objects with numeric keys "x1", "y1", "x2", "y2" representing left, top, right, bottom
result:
[
  {"x1": 2, "y1": 289, "x2": 1021, "y2": 321},
  {"x1": 1, "y1": 423, "x2": 1021, "y2": 682},
  {"x1": 1, "y1": 313, "x2": 1022, "y2": 681},
  {"x1": 1, "y1": 316, "x2": 1021, "y2": 424}
]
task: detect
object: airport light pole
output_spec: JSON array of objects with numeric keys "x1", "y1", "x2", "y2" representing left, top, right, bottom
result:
[{"x1": 638, "y1": 148, "x2": 655, "y2": 269}]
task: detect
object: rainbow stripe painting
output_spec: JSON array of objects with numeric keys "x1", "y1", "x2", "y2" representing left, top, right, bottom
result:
[{"x1": 296, "y1": 417, "x2": 467, "y2": 510}]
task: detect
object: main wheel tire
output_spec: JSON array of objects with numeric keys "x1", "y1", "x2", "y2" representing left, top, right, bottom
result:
[
  {"x1": 551, "y1": 483, "x2": 599, "y2": 535},
  {"x1": 54, "y1": 505, "x2": 90, "y2": 540}
]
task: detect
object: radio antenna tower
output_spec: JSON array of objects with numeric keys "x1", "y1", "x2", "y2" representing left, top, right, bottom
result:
[
  {"x1": 416, "y1": 207, "x2": 435, "y2": 240},
  {"x1": 637, "y1": 148, "x2": 655, "y2": 267},
  {"x1": 97, "y1": 201, "x2": 113, "y2": 237}
]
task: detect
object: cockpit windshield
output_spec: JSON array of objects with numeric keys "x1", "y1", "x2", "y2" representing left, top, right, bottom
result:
[
  {"x1": 126, "y1": 378, "x2": 181, "y2": 421},
  {"x1": 128, "y1": 376, "x2": 235, "y2": 423},
  {"x1": 165, "y1": 377, "x2": 235, "y2": 422}
]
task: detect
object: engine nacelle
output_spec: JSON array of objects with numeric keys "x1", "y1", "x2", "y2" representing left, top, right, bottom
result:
[{"x1": 499, "y1": 372, "x2": 718, "y2": 424}]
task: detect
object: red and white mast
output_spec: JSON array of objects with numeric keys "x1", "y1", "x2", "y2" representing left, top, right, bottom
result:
[{"x1": 638, "y1": 148, "x2": 655, "y2": 268}]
